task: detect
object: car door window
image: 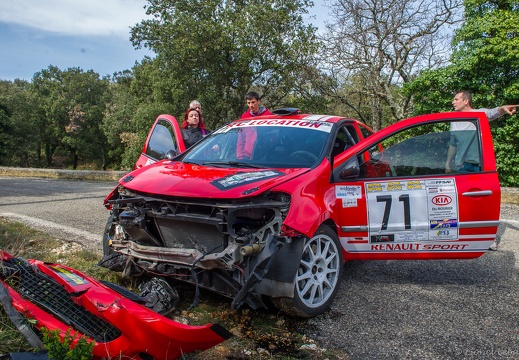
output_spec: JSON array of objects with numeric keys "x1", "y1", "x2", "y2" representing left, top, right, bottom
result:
[
  {"x1": 358, "y1": 121, "x2": 480, "y2": 179},
  {"x1": 332, "y1": 125, "x2": 357, "y2": 158},
  {"x1": 146, "y1": 121, "x2": 178, "y2": 160}
]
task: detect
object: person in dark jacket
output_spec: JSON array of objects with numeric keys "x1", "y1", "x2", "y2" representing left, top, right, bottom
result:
[{"x1": 181, "y1": 108, "x2": 208, "y2": 148}]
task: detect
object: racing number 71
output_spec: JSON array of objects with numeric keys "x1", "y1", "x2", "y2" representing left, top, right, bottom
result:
[{"x1": 376, "y1": 194, "x2": 411, "y2": 231}]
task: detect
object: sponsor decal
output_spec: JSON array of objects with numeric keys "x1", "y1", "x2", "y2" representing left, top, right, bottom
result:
[
  {"x1": 364, "y1": 178, "x2": 459, "y2": 243},
  {"x1": 431, "y1": 195, "x2": 452, "y2": 206},
  {"x1": 371, "y1": 234, "x2": 395, "y2": 243},
  {"x1": 366, "y1": 183, "x2": 383, "y2": 192},
  {"x1": 436, "y1": 229, "x2": 451, "y2": 236},
  {"x1": 336, "y1": 185, "x2": 362, "y2": 207},
  {"x1": 407, "y1": 181, "x2": 423, "y2": 190},
  {"x1": 218, "y1": 119, "x2": 333, "y2": 133},
  {"x1": 342, "y1": 198, "x2": 358, "y2": 207},
  {"x1": 371, "y1": 243, "x2": 420, "y2": 251},
  {"x1": 430, "y1": 219, "x2": 458, "y2": 229},
  {"x1": 422, "y1": 243, "x2": 469, "y2": 250},
  {"x1": 50, "y1": 265, "x2": 88, "y2": 285},
  {"x1": 387, "y1": 181, "x2": 404, "y2": 191},
  {"x1": 336, "y1": 185, "x2": 362, "y2": 198},
  {"x1": 211, "y1": 170, "x2": 285, "y2": 190},
  {"x1": 370, "y1": 243, "x2": 469, "y2": 251}
]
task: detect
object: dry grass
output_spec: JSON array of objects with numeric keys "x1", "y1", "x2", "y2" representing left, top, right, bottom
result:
[{"x1": 501, "y1": 190, "x2": 519, "y2": 205}]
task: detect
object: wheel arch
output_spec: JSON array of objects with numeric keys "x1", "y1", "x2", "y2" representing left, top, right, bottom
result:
[
  {"x1": 254, "y1": 236, "x2": 306, "y2": 298},
  {"x1": 254, "y1": 220, "x2": 339, "y2": 299}
]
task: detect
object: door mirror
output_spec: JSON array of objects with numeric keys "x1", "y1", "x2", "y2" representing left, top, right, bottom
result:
[
  {"x1": 165, "y1": 149, "x2": 179, "y2": 160},
  {"x1": 334, "y1": 157, "x2": 360, "y2": 180}
]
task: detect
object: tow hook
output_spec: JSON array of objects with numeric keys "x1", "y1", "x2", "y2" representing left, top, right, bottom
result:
[{"x1": 240, "y1": 243, "x2": 260, "y2": 256}]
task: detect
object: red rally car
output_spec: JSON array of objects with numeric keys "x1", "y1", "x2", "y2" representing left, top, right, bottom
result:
[{"x1": 101, "y1": 108, "x2": 501, "y2": 318}]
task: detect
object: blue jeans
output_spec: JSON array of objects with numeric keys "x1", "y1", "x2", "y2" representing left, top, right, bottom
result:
[{"x1": 460, "y1": 162, "x2": 480, "y2": 173}]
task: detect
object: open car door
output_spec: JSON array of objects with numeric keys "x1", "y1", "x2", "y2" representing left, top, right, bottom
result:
[
  {"x1": 333, "y1": 111, "x2": 501, "y2": 260},
  {"x1": 135, "y1": 114, "x2": 186, "y2": 169}
]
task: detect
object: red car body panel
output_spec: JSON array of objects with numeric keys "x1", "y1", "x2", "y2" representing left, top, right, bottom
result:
[
  {"x1": 329, "y1": 112, "x2": 500, "y2": 260},
  {"x1": 0, "y1": 251, "x2": 231, "y2": 359},
  {"x1": 122, "y1": 161, "x2": 309, "y2": 199}
]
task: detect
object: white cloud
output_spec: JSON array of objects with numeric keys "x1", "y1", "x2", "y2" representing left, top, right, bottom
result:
[{"x1": 0, "y1": 0, "x2": 150, "y2": 38}]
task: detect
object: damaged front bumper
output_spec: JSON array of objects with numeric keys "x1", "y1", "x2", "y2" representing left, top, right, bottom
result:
[{"x1": 0, "y1": 250, "x2": 231, "y2": 359}]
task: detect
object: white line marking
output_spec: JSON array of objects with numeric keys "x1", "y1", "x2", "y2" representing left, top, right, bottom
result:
[{"x1": 0, "y1": 212, "x2": 100, "y2": 246}]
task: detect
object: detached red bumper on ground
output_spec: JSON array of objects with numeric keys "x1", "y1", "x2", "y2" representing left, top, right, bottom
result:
[{"x1": 0, "y1": 250, "x2": 231, "y2": 360}]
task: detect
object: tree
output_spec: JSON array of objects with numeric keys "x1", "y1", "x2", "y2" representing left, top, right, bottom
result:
[
  {"x1": 408, "y1": 0, "x2": 519, "y2": 186},
  {"x1": 101, "y1": 60, "x2": 179, "y2": 170},
  {"x1": 32, "y1": 66, "x2": 109, "y2": 169},
  {"x1": 130, "y1": 0, "x2": 319, "y2": 129},
  {"x1": 318, "y1": 0, "x2": 462, "y2": 130},
  {"x1": 0, "y1": 80, "x2": 38, "y2": 167},
  {"x1": 61, "y1": 68, "x2": 110, "y2": 169},
  {"x1": 0, "y1": 80, "x2": 39, "y2": 166}
]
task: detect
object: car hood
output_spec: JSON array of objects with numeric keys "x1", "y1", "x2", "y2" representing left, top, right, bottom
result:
[{"x1": 118, "y1": 161, "x2": 310, "y2": 198}]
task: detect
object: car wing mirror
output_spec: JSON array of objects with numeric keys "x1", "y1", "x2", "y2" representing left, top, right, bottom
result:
[
  {"x1": 333, "y1": 157, "x2": 360, "y2": 180},
  {"x1": 165, "y1": 149, "x2": 179, "y2": 160}
]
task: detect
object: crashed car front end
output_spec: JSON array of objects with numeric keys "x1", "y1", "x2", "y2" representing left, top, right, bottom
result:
[{"x1": 102, "y1": 184, "x2": 305, "y2": 309}]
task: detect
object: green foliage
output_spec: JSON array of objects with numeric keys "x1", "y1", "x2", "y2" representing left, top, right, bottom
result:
[
  {"x1": 0, "y1": 307, "x2": 32, "y2": 353},
  {"x1": 42, "y1": 328, "x2": 94, "y2": 360},
  {"x1": 130, "y1": 0, "x2": 319, "y2": 129},
  {"x1": 0, "y1": 80, "x2": 40, "y2": 167},
  {"x1": 2, "y1": 0, "x2": 519, "y2": 186},
  {"x1": 30, "y1": 66, "x2": 110, "y2": 169}
]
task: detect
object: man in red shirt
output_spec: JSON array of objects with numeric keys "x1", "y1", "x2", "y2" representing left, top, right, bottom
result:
[
  {"x1": 237, "y1": 92, "x2": 272, "y2": 159},
  {"x1": 241, "y1": 91, "x2": 272, "y2": 118}
]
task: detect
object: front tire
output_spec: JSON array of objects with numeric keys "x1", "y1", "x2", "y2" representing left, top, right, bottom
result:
[
  {"x1": 272, "y1": 225, "x2": 343, "y2": 318},
  {"x1": 102, "y1": 213, "x2": 115, "y2": 256},
  {"x1": 98, "y1": 212, "x2": 126, "y2": 271}
]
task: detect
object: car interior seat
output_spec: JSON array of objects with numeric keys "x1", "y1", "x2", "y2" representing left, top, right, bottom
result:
[{"x1": 331, "y1": 137, "x2": 347, "y2": 158}]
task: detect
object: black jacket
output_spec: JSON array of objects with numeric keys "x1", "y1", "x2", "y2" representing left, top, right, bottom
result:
[{"x1": 181, "y1": 127, "x2": 206, "y2": 148}]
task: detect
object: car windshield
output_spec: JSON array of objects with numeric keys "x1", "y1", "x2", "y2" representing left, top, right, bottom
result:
[{"x1": 182, "y1": 120, "x2": 333, "y2": 168}]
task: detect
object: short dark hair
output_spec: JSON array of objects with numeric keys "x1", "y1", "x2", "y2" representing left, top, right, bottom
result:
[
  {"x1": 245, "y1": 91, "x2": 261, "y2": 101},
  {"x1": 456, "y1": 90, "x2": 472, "y2": 107}
]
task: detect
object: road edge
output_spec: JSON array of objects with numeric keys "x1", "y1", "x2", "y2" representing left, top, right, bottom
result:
[{"x1": 0, "y1": 166, "x2": 127, "y2": 182}]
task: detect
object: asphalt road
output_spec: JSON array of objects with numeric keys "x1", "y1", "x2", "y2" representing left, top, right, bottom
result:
[
  {"x1": 1, "y1": 176, "x2": 518, "y2": 359},
  {"x1": 0, "y1": 176, "x2": 117, "y2": 252}
]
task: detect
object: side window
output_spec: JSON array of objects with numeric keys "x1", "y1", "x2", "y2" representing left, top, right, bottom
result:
[
  {"x1": 358, "y1": 121, "x2": 478, "y2": 179},
  {"x1": 332, "y1": 126, "x2": 357, "y2": 158},
  {"x1": 146, "y1": 121, "x2": 178, "y2": 159},
  {"x1": 447, "y1": 120, "x2": 480, "y2": 173}
]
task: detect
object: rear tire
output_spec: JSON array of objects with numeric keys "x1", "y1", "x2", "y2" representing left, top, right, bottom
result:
[{"x1": 272, "y1": 225, "x2": 343, "y2": 318}]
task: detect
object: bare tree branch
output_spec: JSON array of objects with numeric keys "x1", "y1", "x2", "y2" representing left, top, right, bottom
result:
[{"x1": 317, "y1": 0, "x2": 462, "y2": 129}]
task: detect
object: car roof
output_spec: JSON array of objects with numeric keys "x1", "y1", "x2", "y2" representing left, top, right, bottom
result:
[{"x1": 232, "y1": 108, "x2": 360, "y2": 125}]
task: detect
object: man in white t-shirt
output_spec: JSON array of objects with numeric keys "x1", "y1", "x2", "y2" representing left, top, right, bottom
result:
[
  {"x1": 445, "y1": 91, "x2": 517, "y2": 173},
  {"x1": 445, "y1": 91, "x2": 518, "y2": 250}
]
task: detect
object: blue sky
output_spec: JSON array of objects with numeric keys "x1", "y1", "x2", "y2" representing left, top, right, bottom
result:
[{"x1": 0, "y1": 1, "x2": 329, "y2": 82}]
